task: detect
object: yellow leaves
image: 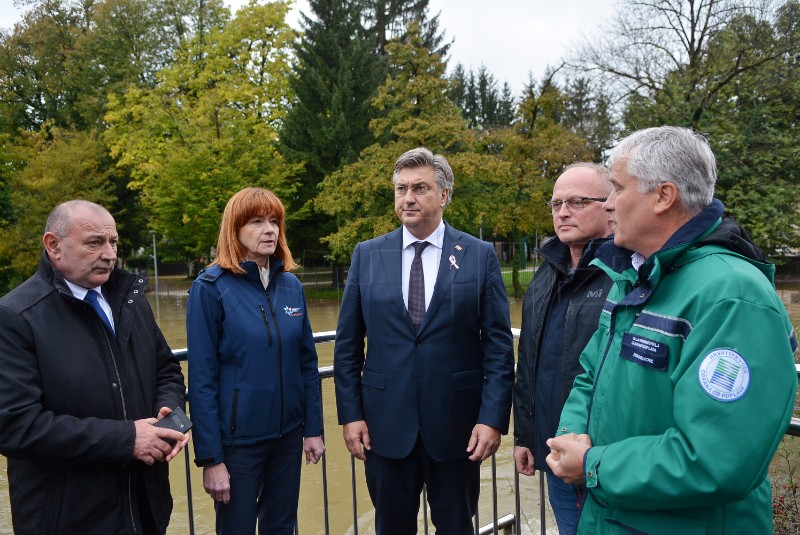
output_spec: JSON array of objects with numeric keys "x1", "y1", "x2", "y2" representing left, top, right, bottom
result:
[
  {"x1": 0, "y1": 128, "x2": 116, "y2": 277},
  {"x1": 101, "y1": 0, "x2": 301, "y2": 255}
]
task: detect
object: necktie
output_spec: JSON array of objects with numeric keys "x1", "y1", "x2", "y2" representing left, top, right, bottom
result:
[
  {"x1": 84, "y1": 289, "x2": 114, "y2": 334},
  {"x1": 408, "y1": 241, "x2": 429, "y2": 331}
]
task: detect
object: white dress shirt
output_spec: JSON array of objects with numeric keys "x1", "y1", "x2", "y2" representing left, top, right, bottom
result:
[
  {"x1": 402, "y1": 220, "x2": 445, "y2": 312},
  {"x1": 65, "y1": 279, "x2": 115, "y2": 332}
]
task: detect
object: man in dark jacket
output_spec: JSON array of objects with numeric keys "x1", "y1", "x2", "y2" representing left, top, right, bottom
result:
[
  {"x1": 513, "y1": 163, "x2": 613, "y2": 534},
  {"x1": 0, "y1": 200, "x2": 188, "y2": 535}
]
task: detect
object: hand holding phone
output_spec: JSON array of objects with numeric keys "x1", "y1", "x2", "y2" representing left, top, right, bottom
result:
[{"x1": 154, "y1": 407, "x2": 193, "y2": 445}]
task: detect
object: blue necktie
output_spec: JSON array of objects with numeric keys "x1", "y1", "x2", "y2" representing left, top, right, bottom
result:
[{"x1": 84, "y1": 289, "x2": 114, "y2": 334}]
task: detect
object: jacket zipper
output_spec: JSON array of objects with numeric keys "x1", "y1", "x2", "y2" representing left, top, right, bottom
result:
[
  {"x1": 67, "y1": 288, "x2": 137, "y2": 533},
  {"x1": 528, "y1": 283, "x2": 553, "y2": 445},
  {"x1": 97, "y1": 311, "x2": 136, "y2": 534},
  {"x1": 264, "y1": 289, "x2": 285, "y2": 435},
  {"x1": 259, "y1": 305, "x2": 274, "y2": 346}
]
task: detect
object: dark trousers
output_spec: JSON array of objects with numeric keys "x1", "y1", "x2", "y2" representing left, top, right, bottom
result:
[
  {"x1": 364, "y1": 435, "x2": 481, "y2": 535},
  {"x1": 215, "y1": 427, "x2": 303, "y2": 535}
]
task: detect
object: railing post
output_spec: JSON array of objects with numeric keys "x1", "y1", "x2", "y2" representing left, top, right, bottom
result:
[
  {"x1": 350, "y1": 455, "x2": 359, "y2": 535},
  {"x1": 184, "y1": 437, "x2": 195, "y2": 535},
  {"x1": 491, "y1": 454, "x2": 499, "y2": 535},
  {"x1": 319, "y1": 378, "x2": 330, "y2": 535},
  {"x1": 539, "y1": 470, "x2": 546, "y2": 535},
  {"x1": 423, "y1": 485, "x2": 429, "y2": 534},
  {"x1": 514, "y1": 466, "x2": 521, "y2": 535}
]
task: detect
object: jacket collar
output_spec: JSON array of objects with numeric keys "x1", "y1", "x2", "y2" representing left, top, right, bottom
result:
[
  {"x1": 594, "y1": 200, "x2": 725, "y2": 307},
  {"x1": 240, "y1": 257, "x2": 285, "y2": 289},
  {"x1": 539, "y1": 235, "x2": 611, "y2": 275},
  {"x1": 595, "y1": 199, "x2": 725, "y2": 277}
]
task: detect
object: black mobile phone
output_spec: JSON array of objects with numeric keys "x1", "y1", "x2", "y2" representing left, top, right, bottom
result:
[{"x1": 154, "y1": 407, "x2": 193, "y2": 444}]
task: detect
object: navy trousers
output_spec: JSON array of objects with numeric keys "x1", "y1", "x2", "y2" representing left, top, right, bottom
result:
[
  {"x1": 215, "y1": 427, "x2": 303, "y2": 535},
  {"x1": 364, "y1": 435, "x2": 481, "y2": 535}
]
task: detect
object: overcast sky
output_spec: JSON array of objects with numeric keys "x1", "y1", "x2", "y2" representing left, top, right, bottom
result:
[{"x1": 0, "y1": 0, "x2": 620, "y2": 96}]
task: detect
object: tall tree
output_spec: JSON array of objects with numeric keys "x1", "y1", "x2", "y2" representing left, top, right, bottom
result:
[
  {"x1": 483, "y1": 72, "x2": 592, "y2": 296},
  {"x1": 0, "y1": 0, "x2": 219, "y2": 132},
  {"x1": 575, "y1": 0, "x2": 798, "y2": 127},
  {"x1": 448, "y1": 63, "x2": 515, "y2": 129},
  {"x1": 362, "y1": 0, "x2": 450, "y2": 56},
  {"x1": 279, "y1": 0, "x2": 384, "y2": 257},
  {"x1": 0, "y1": 1, "x2": 82, "y2": 132},
  {"x1": 315, "y1": 22, "x2": 492, "y2": 261},
  {"x1": 0, "y1": 127, "x2": 121, "y2": 294},
  {"x1": 702, "y1": 1, "x2": 800, "y2": 257},
  {"x1": 596, "y1": 0, "x2": 800, "y2": 256},
  {"x1": 561, "y1": 76, "x2": 616, "y2": 161},
  {"x1": 105, "y1": 1, "x2": 301, "y2": 258}
]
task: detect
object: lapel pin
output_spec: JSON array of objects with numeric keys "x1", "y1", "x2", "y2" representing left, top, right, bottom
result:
[
  {"x1": 449, "y1": 255, "x2": 459, "y2": 270},
  {"x1": 455, "y1": 245, "x2": 462, "y2": 251}
]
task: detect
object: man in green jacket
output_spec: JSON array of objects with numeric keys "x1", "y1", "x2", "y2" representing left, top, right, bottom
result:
[{"x1": 546, "y1": 126, "x2": 797, "y2": 534}]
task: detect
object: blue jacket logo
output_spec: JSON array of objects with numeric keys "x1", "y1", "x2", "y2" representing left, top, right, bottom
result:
[
  {"x1": 284, "y1": 306, "x2": 303, "y2": 317},
  {"x1": 587, "y1": 289, "x2": 604, "y2": 299}
]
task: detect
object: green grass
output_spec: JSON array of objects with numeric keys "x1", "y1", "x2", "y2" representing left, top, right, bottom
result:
[
  {"x1": 500, "y1": 265, "x2": 535, "y2": 297},
  {"x1": 304, "y1": 286, "x2": 345, "y2": 302}
]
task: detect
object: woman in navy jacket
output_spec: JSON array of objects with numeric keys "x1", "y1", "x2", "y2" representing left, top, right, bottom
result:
[{"x1": 187, "y1": 188, "x2": 324, "y2": 534}]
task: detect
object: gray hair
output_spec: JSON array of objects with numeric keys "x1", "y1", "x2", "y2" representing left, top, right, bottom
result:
[
  {"x1": 564, "y1": 162, "x2": 612, "y2": 195},
  {"x1": 45, "y1": 200, "x2": 109, "y2": 236},
  {"x1": 393, "y1": 147, "x2": 454, "y2": 206},
  {"x1": 607, "y1": 126, "x2": 715, "y2": 215}
]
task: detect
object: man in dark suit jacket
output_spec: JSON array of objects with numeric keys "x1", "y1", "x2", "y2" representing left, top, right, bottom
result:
[{"x1": 334, "y1": 147, "x2": 515, "y2": 535}]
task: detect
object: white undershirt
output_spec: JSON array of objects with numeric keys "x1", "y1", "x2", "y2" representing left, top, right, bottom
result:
[
  {"x1": 632, "y1": 252, "x2": 647, "y2": 272},
  {"x1": 401, "y1": 221, "x2": 445, "y2": 311},
  {"x1": 65, "y1": 279, "x2": 115, "y2": 331},
  {"x1": 258, "y1": 261, "x2": 270, "y2": 289}
]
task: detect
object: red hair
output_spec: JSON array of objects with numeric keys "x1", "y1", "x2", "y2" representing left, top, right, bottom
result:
[{"x1": 212, "y1": 188, "x2": 296, "y2": 273}]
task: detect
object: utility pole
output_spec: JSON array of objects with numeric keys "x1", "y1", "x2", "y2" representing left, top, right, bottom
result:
[{"x1": 151, "y1": 231, "x2": 160, "y2": 323}]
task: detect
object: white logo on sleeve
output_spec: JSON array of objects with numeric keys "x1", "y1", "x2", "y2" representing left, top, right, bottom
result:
[{"x1": 698, "y1": 349, "x2": 750, "y2": 402}]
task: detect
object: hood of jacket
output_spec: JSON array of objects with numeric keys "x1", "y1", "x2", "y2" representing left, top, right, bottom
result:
[{"x1": 538, "y1": 235, "x2": 612, "y2": 275}]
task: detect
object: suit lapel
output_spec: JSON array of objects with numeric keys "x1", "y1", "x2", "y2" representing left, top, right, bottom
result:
[
  {"x1": 420, "y1": 223, "x2": 468, "y2": 332},
  {"x1": 378, "y1": 228, "x2": 407, "y2": 320}
]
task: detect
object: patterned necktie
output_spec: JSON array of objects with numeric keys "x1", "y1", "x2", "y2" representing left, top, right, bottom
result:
[
  {"x1": 408, "y1": 241, "x2": 430, "y2": 331},
  {"x1": 84, "y1": 289, "x2": 114, "y2": 334}
]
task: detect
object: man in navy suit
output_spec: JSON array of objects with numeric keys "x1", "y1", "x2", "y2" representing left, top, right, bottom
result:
[{"x1": 334, "y1": 147, "x2": 515, "y2": 534}]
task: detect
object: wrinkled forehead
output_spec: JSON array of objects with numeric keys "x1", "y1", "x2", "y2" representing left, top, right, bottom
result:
[{"x1": 67, "y1": 207, "x2": 117, "y2": 237}]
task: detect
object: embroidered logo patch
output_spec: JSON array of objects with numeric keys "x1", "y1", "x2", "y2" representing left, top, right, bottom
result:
[
  {"x1": 620, "y1": 332, "x2": 668, "y2": 370},
  {"x1": 283, "y1": 306, "x2": 303, "y2": 317},
  {"x1": 698, "y1": 349, "x2": 750, "y2": 402}
]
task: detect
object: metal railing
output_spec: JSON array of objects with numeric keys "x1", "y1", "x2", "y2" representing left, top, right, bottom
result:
[
  {"x1": 172, "y1": 329, "x2": 520, "y2": 535},
  {"x1": 171, "y1": 337, "x2": 800, "y2": 535}
]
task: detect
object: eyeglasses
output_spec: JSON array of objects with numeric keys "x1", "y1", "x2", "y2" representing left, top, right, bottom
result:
[
  {"x1": 394, "y1": 184, "x2": 434, "y2": 197},
  {"x1": 546, "y1": 197, "x2": 607, "y2": 214}
]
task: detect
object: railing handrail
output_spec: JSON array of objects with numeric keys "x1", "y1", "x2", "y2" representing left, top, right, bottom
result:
[{"x1": 171, "y1": 332, "x2": 800, "y2": 534}]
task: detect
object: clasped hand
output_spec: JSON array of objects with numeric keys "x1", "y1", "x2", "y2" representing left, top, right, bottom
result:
[
  {"x1": 545, "y1": 433, "x2": 592, "y2": 485},
  {"x1": 132, "y1": 406, "x2": 191, "y2": 465}
]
